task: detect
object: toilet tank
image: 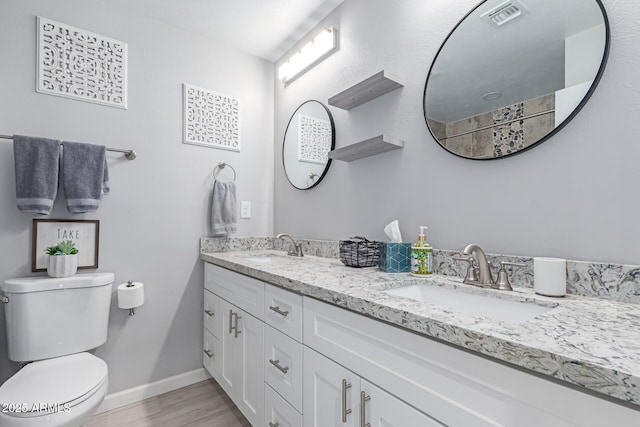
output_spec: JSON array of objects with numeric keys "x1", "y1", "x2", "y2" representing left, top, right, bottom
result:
[{"x1": 1, "y1": 272, "x2": 114, "y2": 362}]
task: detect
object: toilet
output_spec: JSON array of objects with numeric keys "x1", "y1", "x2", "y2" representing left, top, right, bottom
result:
[{"x1": 0, "y1": 273, "x2": 114, "y2": 427}]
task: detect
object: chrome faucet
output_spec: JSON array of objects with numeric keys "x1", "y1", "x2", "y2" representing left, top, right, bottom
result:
[
  {"x1": 276, "y1": 233, "x2": 304, "y2": 257},
  {"x1": 459, "y1": 244, "x2": 493, "y2": 286}
]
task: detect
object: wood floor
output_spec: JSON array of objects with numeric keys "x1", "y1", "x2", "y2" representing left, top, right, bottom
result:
[{"x1": 87, "y1": 379, "x2": 251, "y2": 427}]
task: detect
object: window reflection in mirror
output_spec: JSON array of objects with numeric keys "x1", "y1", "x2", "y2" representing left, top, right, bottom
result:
[
  {"x1": 283, "y1": 100, "x2": 335, "y2": 189},
  {"x1": 423, "y1": 0, "x2": 609, "y2": 159}
]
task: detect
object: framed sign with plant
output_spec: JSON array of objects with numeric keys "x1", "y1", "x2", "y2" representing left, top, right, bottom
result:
[{"x1": 32, "y1": 219, "x2": 100, "y2": 272}]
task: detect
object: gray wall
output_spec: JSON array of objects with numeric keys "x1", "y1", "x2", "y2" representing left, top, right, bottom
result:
[
  {"x1": 0, "y1": 0, "x2": 274, "y2": 391},
  {"x1": 275, "y1": 0, "x2": 640, "y2": 265}
]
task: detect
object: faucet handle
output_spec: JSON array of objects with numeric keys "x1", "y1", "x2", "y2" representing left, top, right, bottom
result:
[
  {"x1": 454, "y1": 256, "x2": 480, "y2": 285},
  {"x1": 493, "y1": 261, "x2": 526, "y2": 291}
]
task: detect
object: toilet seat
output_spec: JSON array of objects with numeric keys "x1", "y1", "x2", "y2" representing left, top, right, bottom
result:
[{"x1": 0, "y1": 352, "x2": 107, "y2": 418}]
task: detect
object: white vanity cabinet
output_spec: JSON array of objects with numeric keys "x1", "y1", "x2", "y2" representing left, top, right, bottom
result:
[{"x1": 204, "y1": 264, "x2": 264, "y2": 427}]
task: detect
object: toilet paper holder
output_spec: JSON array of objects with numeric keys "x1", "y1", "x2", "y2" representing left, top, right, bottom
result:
[{"x1": 118, "y1": 280, "x2": 145, "y2": 316}]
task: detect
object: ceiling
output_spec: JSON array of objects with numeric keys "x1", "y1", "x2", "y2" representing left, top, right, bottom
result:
[{"x1": 100, "y1": 0, "x2": 344, "y2": 62}]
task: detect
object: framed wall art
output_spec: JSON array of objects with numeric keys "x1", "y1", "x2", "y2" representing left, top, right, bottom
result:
[
  {"x1": 32, "y1": 219, "x2": 100, "y2": 272},
  {"x1": 183, "y1": 83, "x2": 240, "y2": 151}
]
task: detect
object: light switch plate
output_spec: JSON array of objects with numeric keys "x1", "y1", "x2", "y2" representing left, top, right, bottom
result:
[{"x1": 240, "y1": 201, "x2": 251, "y2": 219}]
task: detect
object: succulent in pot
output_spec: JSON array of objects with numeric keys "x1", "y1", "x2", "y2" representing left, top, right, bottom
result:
[{"x1": 44, "y1": 240, "x2": 79, "y2": 278}]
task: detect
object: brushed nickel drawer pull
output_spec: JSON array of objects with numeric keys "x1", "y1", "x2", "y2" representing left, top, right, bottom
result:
[
  {"x1": 234, "y1": 313, "x2": 242, "y2": 338},
  {"x1": 228, "y1": 309, "x2": 234, "y2": 334},
  {"x1": 269, "y1": 359, "x2": 290, "y2": 374},
  {"x1": 360, "y1": 391, "x2": 371, "y2": 427},
  {"x1": 203, "y1": 349, "x2": 214, "y2": 359},
  {"x1": 204, "y1": 309, "x2": 215, "y2": 317},
  {"x1": 341, "y1": 379, "x2": 352, "y2": 422},
  {"x1": 269, "y1": 305, "x2": 289, "y2": 317}
]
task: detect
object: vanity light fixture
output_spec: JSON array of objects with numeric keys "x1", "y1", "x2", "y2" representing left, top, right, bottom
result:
[{"x1": 278, "y1": 27, "x2": 338, "y2": 85}]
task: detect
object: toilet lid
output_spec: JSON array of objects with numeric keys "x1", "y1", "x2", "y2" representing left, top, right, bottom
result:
[{"x1": 0, "y1": 353, "x2": 107, "y2": 414}]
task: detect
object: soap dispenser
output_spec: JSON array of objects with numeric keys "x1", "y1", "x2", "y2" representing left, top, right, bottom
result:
[{"x1": 411, "y1": 226, "x2": 433, "y2": 276}]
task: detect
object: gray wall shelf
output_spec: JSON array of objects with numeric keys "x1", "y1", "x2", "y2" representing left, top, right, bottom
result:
[
  {"x1": 328, "y1": 71, "x2": 403, "y2": 110},
  {"x1": 328, "y1": 135, "x2": 404, "y2": 162}
]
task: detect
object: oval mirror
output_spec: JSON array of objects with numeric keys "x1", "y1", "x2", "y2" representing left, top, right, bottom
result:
[
  {"x1": 423, "y1": 0, "x2": 609, "y2": 159},
  {"x1": 283, "y1": 100, "x2": 335, "y2": 189}
]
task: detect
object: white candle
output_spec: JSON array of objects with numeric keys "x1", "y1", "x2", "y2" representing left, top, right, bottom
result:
[{"x1": 533, "y1": 257, "x2": 567, "y2": 297}]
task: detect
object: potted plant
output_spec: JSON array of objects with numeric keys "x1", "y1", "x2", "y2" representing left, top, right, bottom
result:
[{"x1": 44, "y1": 240, "x2": 79, "y2": 278}]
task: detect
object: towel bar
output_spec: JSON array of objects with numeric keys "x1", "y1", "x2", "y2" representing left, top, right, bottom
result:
[{"x1": 0, "y1": 134, "x2": 137, "y2": 160}]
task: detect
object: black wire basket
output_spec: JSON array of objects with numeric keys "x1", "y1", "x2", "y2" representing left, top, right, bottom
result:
[{"x1": 339, "y1": 236, "x2": 380, "y2": 268}]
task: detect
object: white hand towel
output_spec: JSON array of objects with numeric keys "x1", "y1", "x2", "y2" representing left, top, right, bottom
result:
[{"x1": 211, "y1": 181, "x2": 237, "y2": 236}]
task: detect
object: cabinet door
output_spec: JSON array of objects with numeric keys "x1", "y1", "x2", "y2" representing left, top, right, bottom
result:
[
  {"x1": 236, "y1": 306, "x2": 264, "y2": 427},
  {"x1": 203, "y1": 289, "x2": 221, "y2": 338},
  {"x1": 218, "y1": 298, "x2": 240, "y2": 395},
  {"x1": 203, "y1": 329, "x2": 221, "y2": 379},
  {"x1": 264, "y1": 325, "x2": 303, "y2": 412},
  {"x1": 304, "y1": 347, "x2": 359, "y2": 427},
  {"x1": 361, "y1": 379, "x2": 444, "y2": 427},
  {"x1": 265, "y1": 383, "x2": 303, "y2": 427}
]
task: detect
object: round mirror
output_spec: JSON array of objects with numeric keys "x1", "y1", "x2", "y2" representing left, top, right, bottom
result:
[
  {"x1": 423, "y1": 0, "x2": 609, "y2": 159},
  {"x1": 283, "y1": 100, "x2": 335, "y2": 189}
]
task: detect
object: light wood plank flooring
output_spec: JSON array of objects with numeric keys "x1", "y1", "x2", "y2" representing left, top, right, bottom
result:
[{"x1": 87, "y1": 379, "x2": 251, "y2": 427}]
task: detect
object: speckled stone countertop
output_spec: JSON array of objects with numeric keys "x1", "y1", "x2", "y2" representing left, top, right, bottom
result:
[{"x1": 200, "y1": 249, "x2": 640, "y2": 408}]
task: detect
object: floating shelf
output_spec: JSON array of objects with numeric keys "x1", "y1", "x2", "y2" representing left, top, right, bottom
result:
[
  {"x1": 329, "y1": 135, "x2": 404, "y2": 162},
  {"x1": 328, "y1": 71, "x2": 403, "y2": 110}
]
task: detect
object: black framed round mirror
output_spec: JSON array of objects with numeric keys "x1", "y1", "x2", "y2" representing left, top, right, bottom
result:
[
  {"x1": 423, "y1": 0, "x2": 610, "y2": 159},
  {"x1": 283, "y1": 100, "x2": 335, "y2": 190}
]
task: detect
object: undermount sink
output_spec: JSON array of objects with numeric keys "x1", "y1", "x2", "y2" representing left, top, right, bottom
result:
[
  {"x1": 382, "y1": 284, "x2": 555, "y2": 324},
  {"x1": 245, "y1": 254, "x2": 289, "y2": 264}
]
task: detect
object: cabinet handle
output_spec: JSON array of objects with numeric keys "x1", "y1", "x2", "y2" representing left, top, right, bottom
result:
[
  {"x1": 269, "y1": 359, "x2": 290, "y2": 374},
  {"x1": 269, "y1": 305, "x2": 289, "y2": 317},
  {"x1": 268, "y1": 422, "x2": 280, "y2": 427},
  {"x1": 228, "y1": 309, "x2": 234, "y2": 334},
  {"x1": 360, "y1": 391, "x2": 371, "y2": 427},
  {"x1": 203, "y1": 349, "x2": 214, "y2": 359},
  {"x1": 234, "y1": 313, "x2": 242, "y2": 338},
  {"x1": 341, "y1": 379, "x2": 352, "y2": 423},
  {"x1": 204, "y1": 309, "x2": 215, "y2": 317}
]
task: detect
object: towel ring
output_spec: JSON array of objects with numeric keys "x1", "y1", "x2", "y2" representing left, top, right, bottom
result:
[{"x1": 213, "y1": 162, "x2": 236, "y2": 182}]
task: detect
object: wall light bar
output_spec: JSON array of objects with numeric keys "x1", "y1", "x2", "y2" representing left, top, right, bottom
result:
[{"x1": 278, "y1": 27, "x2": 338, "y2": 85}]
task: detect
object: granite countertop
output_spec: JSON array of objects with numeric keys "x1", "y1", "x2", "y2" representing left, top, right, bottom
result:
[{"x1": 200, "y1": 249, "x2": 640, "y2": 407}]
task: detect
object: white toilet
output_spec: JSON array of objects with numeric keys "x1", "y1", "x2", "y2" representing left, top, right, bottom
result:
[{"x1": 0, "y1": 273, "x2": 113, "y2": 427}]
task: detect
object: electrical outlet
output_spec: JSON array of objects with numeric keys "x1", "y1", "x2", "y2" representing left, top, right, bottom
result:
[{"x1": 240, "y1": 201, "x2": 251, "y2": 219}]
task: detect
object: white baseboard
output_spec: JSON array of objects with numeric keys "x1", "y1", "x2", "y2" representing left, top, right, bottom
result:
[{"x1": 96, "y1": 368, "x2": 210, "y2": 414}]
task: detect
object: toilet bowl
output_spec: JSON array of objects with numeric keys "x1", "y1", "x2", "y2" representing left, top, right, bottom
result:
[{"x1": 0, "y1": 352, "x2": 109, "y2": 427}]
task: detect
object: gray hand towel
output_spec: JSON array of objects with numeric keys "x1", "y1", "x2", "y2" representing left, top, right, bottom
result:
[
  {"x1": 13, "y1": 135, "x2": 61, "y2": 215},
  {"x1": 62, "y1": 141, "x2": 109, "y2": 213},
  {"x1": 211, "y1": 180, "x2": 237, "y2": 236}
]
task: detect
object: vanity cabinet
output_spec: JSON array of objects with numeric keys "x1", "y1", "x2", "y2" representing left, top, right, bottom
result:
[
  {"x1": 204, "y1": 264, "x2": 264, "y2": 426},
  {"x1": 204, "y1": 262, "x2": 639, "y2": 427}
]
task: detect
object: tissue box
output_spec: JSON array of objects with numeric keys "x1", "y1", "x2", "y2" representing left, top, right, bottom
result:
[{"x1": 378, "y1": 243, "x2": 411, "y2": 273}]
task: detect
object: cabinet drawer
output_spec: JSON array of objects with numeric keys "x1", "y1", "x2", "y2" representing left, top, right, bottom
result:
[
  {"x1": 265, "y1": 383, "x2": 302, "y2": 427},
  {"x1": 265, "y1": 325, "x2": 303, "y2": 413},
  {"x1": 203, "y1": 289, "x2": 221, "y2": 338},
  {"x1": 265, "y1": 283, "x2": 303, "y2": 342},
  {"x1": 205, "y1": 263, "x2": 264, "y2": 320},
  {"x1": 202, "y1": 329, "x2": 220, "y2": 380}
]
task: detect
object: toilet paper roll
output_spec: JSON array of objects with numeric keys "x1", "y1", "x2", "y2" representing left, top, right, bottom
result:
[
  {"x1": 534, "y1": 258, "x2": 566, "y2": 297},
  {"x1": 117, "y1": 281, "x2": 145, "y2": 309}
]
